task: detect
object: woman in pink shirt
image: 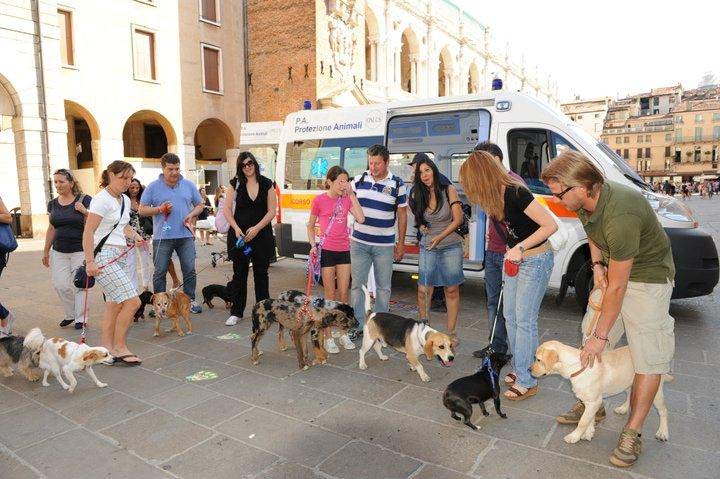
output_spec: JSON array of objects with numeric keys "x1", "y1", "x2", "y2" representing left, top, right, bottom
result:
[{"x1": 307, "y1": 166, "x2": 364, "y2": 353}]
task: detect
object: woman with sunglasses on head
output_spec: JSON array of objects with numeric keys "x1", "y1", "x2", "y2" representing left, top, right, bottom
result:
[
  {"x1": 223, "y1": 152, "x2": 277, "y2": 326},
  {"x1": 42, "y1": 169, "x2": 92, "y2": 329},
  {"x1": 459, "y1": 151, "x2": 557, "y2": 401},
  {"x1": 408, "y1": 155, "x2": 464, "y2": 342}
]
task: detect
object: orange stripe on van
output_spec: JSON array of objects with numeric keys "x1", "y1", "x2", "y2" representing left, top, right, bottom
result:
[
  {"x1": 280, "y1": 193, "x2": 317, "y2": 210},
  {"x1": 534, "y1": 195, "x2": 577, "y2": 218}
]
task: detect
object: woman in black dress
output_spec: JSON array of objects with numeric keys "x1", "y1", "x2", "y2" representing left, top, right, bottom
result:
[{"x1": 223, "y1": 152, "x2": 277, "y2": 326}]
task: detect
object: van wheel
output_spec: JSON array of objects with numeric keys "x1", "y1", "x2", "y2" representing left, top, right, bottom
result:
[{"x1": 574, "y1": 260, "x2": 593, "y2": 312}]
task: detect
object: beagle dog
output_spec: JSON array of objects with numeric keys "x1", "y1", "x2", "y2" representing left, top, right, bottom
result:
[
  {"x1": 531, "y1": 340, "x2": 672, "y2": 444},
  {"x1": 358, "y1": 285, "x2": 454, "y2": 382}
]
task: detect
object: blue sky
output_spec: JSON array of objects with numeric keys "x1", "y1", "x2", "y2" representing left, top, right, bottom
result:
[{"x1": 455, "y1": 0, "x2": 720, "y2": 101}]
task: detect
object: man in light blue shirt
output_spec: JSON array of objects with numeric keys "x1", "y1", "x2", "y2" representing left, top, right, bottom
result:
[{"x1": 140, "y1": 153, "x2": 205, "y2": 313}]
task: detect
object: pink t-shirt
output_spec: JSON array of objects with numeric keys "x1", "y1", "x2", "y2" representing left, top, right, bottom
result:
[{"x1": 310, "y1": 193, "x2": 352, "y2": 252}]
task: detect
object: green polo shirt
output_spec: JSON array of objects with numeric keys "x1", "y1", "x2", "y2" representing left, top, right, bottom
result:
[{"x1": 577, "y1": 182, "x2": 675, "y2": 284}]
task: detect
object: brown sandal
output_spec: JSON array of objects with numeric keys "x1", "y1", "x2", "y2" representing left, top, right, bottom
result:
[
  {"x1": 505, "y1": 385, "x2": 538, "y2": 401},
  {"x1": 504, "y1": 372, "x2": 517, "y2": 385}
]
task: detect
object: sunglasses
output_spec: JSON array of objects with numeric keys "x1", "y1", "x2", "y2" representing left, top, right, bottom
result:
[
  {"x1": 552, "y1": 186, "x2": 574, "y2": 200},
  {"x1": 54, "y1": 169, "x2": 74, "y2": 180},
  {"x1": 241, "y1": 161, "x2": 255, "y2": 169}
]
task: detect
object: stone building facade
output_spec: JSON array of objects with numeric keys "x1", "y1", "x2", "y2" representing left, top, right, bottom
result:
[
  {"x1": 0, "y1": 0, "x2": 246, "y2": 236},
  {"x1": 246, "y1": 0, "x2": 560, "y2": 122},
  {"x1": 561, "y1": 97, "x2": 612, "y2": 139}
]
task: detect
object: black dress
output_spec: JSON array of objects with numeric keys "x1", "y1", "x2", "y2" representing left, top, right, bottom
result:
[{"x1": 226, "y1": 175, "x2": 275, "y2": 317}]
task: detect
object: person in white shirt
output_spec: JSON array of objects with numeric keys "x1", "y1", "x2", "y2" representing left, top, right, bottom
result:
[{"x1": 83, "y1": 161, "x2": 145, "y2": 366}]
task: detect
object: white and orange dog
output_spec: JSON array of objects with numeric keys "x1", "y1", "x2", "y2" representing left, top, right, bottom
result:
[
  {"x1": 531, "y1": 340, "x2": 672, "y2": 444},
  {"x1": 24, "y1": 328, "x2": 114, "y2": 393}
]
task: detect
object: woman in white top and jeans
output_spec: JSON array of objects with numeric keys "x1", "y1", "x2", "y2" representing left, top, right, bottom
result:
[{"x1": 83, "y1": 161, "x2": 144, "y2": 366}]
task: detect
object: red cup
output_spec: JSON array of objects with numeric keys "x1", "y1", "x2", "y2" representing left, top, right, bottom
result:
[{"x1": 504, "y1": 259, "x2": 520, "y2": 277}]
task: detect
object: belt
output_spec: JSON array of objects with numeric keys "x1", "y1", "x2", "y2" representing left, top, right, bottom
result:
[{"x1": 522, "y1": 241, "x2": 551, "y2": 259}]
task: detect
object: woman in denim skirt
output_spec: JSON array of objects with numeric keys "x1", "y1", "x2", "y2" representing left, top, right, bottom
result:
[
  {"x1": 460, "y1": 151, "x2": 557, "y2": 401},
  {"x1": 409, "y1": 156, "x2": 464, "y2": 342}
]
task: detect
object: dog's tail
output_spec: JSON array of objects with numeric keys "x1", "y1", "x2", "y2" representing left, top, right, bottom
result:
[
  {"x1": 662, "y1": 374, "x2": 674, "y2": 383},
  {"x1": 361, "y1": 284, "x2": 372, "y2": 320},
  {"x1": 23, "y1": 327, "x2": 45, "y2": 351}
]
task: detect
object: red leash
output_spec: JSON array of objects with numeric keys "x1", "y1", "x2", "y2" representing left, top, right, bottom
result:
[{"x1": 79, "y1": 244, "x2": 137, "y2": 344}]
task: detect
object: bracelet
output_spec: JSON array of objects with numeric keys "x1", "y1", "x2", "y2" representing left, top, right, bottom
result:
[
  {"x1": 592, "y1": 331, "x2": 609, "y2": 342},
  {"x1": 591, "y1": 260, "x2": 606, "y2": 268}
]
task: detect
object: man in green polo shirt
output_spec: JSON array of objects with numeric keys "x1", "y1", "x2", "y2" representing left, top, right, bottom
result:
[{"x1": 541, "y1": 151, "x2": 675, "y2": 468}]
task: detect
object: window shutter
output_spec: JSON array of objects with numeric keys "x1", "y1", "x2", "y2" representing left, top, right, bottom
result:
[{"x1": 203, "y1": 47, "x2": 220, "y2": 92}]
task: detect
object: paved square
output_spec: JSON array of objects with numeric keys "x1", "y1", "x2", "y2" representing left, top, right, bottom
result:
[{"x1": 1, "y1": 197, "x2": 718, "y2": 478}]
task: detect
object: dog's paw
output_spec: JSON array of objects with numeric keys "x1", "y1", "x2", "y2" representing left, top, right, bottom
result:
[
  {"x1": 420, "y1": 374, "x2": 431, "y2": 382},
  {"x1": 482, "y1": 410, "x2": 490, "y2": 417},
  {"x1": 499, "y1": 412, "x2": 508, "y2": 419},
  {"x1": 61, "y1": 384, "x2": 69, "y2": 391},
  {"x1": 2, "y1": 371, "x2": 13, "y2": 378},
  {"x1": 97, "y1": 382, "x2": 108, "y2": 388},
  {"x1": 655, "y1": 427, "x2": 669, "y2": 441},
  {"x1": 580, "y1": 426, "x2": 595, "y2": 441},
  {"x1": 408, "y1": 364, "x2": 416, "y2": 371},
  {"x1": 42, "y1": 381, "x2": 50, "y2": 387},
  {"x1": 301, "y1": 365, "x2": 309, "y2": 371},
  {"x1": 358, "y1": 362, "x2": 368, "y2": 370},
  {"x1": 614, "y1": 404, "x2": 629, "y2": 415},
  {"x1": 153, "y1": 332, "x2": 160, "y2": 337},
  {"x1": 378, "y1": 354, "x2": 389, "y2": 361},
  {"x1": 67, "y1": 387, "x2": 75, "y2": 394},
  {"x1": 27, "y1": 374, "x2": 40, "y2": 382},
  {"x1": 564, "y1": 432, "x2": 582, "y2": 444}
]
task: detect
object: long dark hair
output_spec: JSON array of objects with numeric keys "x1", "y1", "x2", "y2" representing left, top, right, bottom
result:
[
  {"x1": 409, "y1": 157, "x2": 444, "y2": 229},
  {"x1": 230, "y1": 151, "x2": 260, "y2": 188},
  {"x1": 128, "y1": 178, "x2": 144, "y2": 200}
]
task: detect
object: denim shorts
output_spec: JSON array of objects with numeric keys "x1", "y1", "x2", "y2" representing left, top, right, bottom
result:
[{"x1": 418, "y1": 242, "x2": 464, "y2": 287}]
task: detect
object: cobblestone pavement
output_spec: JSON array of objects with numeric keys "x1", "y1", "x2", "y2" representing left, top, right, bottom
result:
[{"x1": 1, "y1": 196, "x2": 719, "y2": 478}]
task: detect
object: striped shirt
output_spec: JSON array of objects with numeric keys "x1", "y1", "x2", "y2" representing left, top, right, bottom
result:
[{"x1": 351, "y1": 170, "x2": 408, "y2": 245}]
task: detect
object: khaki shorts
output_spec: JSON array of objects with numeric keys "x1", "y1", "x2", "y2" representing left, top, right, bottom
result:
[{"x1": 581, "y1": 280, "x2": 675, "y2": 374}]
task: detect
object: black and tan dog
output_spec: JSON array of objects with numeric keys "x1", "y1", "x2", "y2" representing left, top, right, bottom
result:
[
  {"x1": 250, "y1": 298, "x2": 357, "y2": 370},
  {"x1": 133, "y1": 290, "x2": 154, "y2": 322},
  {"x1": 202, "y1": 283, "x2": 232, "y2": 309},
  {"x1": 0, "y1": 333, "x2": 42, "y2": 381},
  {"x1": 358, "y1": 285, "x2": 455, "y2": 382},
  {"x1": 443, "y1": 352, "x2": 512, "y2": 430}
]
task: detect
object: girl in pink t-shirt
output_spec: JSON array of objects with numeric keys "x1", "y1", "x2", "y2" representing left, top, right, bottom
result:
[{"x1": 307, "y1": 166, "x2": 364, "y2": 353}]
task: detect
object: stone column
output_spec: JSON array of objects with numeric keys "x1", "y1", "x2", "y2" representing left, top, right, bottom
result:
[
  {"x1": 369, "y1": 36, "x2": 378, "y2": 81},
  {"x1": 409, "y1": 54, "x2": 418, "y2": 94}
]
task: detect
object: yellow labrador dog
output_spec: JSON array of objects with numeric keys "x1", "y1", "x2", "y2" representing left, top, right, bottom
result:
[{"x1": 531, "y1": 340, "x2": 672, "y2": 444}]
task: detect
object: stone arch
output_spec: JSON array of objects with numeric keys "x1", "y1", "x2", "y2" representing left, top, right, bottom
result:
[
  {"x1": 0, "y1": 74, "x2": 22, "y2": 219},
  {"x1": 438, "y1": 47, "x2": 454, "y2": 97},
  {"x1": 122, "y1": 110, "x2": 178, "y2": 159},
  {"x1": 63, "y1": 100, "x2": 103, "y2": 194},
  {"x1": 364, "y1": 6, "x2": 381, "y2": 81},
  {"x1": 193, "y1": 118, "x2": 234, "y2": 161},
  {"x1": 467, "y1": 62, "x2": 480, "y2": 94},
  {"x1": 400, "y1": 27, "x2": 420, "y2": 93}
]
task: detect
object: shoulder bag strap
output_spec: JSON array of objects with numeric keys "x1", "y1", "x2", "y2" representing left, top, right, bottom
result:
[{"x1": 93, "y1": 196, "x2": 125, "y2": 257}]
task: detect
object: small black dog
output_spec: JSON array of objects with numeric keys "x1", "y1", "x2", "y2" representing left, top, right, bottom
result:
[
  {"x1": 442, "y1": 352, "x2": 512, "y2": 430},
  {"x1": 134, "y1": 290, "x2": 154, "y2": 322},
  {"x1": 202, "y1": 284, "x2": 232, "y2": 309}
]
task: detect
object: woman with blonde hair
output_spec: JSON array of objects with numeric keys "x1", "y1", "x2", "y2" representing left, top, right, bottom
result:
[{"x1": 460, "y1": 151, "x2": 557, "y2": 401}]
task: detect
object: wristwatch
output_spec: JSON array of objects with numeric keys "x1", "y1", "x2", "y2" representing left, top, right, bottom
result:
[{"x1": 517, "y1": 244, "x2": 526, "y2": 254}]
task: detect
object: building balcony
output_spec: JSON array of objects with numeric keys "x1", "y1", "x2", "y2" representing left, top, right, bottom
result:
[{"x1": 675, "y1": 135, "x2": 720, "y2": 144}]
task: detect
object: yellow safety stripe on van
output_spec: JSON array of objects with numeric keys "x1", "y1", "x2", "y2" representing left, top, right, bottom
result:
[
  {"x1": 280, "y1": 193, "x2": 317, "y2": 210},
  {"x1": 534, "y1": 195, "x2": 578, "y2": 219},
  {"x1": 280, "y1": 192, "x2": 578, "y2": 219}
]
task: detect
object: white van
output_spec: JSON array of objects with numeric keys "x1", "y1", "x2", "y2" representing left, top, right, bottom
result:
[
  {"x1": 236, "y1": 121, "x2": 283, "y2": 182},
  {"x1": 274, "y1": 92, "x2": 719, "y2": 308}
]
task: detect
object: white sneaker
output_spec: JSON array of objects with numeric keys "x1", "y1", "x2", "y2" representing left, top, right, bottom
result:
[
  {"x1": 324, "y1": 338, "x2": 340, "y2": 354},
  {"x1": 0, "y1": 311, "x2": 14, "y2": 336},
  {"x1": 339, "y1": 334, "x2": 356, "y2": 350},
  {"x1": 225, "y1": 315, "x2": 240, "y2": 326}
]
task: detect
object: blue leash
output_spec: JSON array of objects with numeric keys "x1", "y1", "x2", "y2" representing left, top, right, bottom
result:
[{"x1": 481, "y1": 355, "x2": 499, "y2": 390}]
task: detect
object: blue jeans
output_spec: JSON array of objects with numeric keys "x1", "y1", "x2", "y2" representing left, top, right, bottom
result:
[
  {"x1": 503, "y1": 249, "x2": 554, "y2": 389},
  {"x1": 485, "y1": 250, "x2": 508, "y2": 354},
  {"x1": 350, "y1": 241, "x2": 394, "y2": 328},
  {"x1": 153, "y1": 238, "x2": 197, "y2": 300}
]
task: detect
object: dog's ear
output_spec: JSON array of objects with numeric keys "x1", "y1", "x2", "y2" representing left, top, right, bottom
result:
[
  {"x1": 449, "y1": 335, "x2": 458, "y2": 350},
  {"x1": 149, "y1": 294, "x2": 156, "y2": 304},
  {"x1": 424, "y1": 336, "x2": 435, "y2": 360},
  {"x1": 81, "y1": 350, "x2": 101, "y2": 363},
  {"x1": 543, "y1": 349, "x2": 559, "y2": 371}
]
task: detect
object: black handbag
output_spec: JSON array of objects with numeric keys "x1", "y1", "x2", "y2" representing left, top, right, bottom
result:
[
  {"x1": 74, "y1": 198, "x2": 125, "y2": 289},
  {"x1": 445, "y1": 189, "x2": 471, "y2": 237}
]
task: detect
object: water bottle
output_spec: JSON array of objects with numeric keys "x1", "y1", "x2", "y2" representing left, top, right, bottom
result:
[{"x1": 235, "y1": 236, "x2": 252, "y2": 257}]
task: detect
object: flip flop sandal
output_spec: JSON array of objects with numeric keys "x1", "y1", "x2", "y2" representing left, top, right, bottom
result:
[
  {"x1": 505, "y1": 385, "x2": 538, "y2": 401},
  {"x1": 114, "y1": 354, "x2": 142, "y2": 366},
  {"x1": 504, "y1": 372, "x2": 517, "y2": 385}
]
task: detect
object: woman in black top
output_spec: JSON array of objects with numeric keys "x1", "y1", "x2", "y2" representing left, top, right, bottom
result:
[
  {"x1": 223, "y1": 152, "x2": 277, "y2": 326},
  {"x1": 460, "y1": 151, "x2": 557, "y2": 401},
  {"x1": 196, "y1": 187, "x2": 213, "y2": 245},
  {"x1": 42, "y1": 169, "x2": 91, "y2": 329},
  {"x1": 127, "y1": 179, "x2": 153, "y2": 292}
]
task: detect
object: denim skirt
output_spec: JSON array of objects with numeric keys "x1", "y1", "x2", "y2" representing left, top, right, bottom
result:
[{"x1": 418, "y1": 242, "x2": 465, "y2": 287}]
